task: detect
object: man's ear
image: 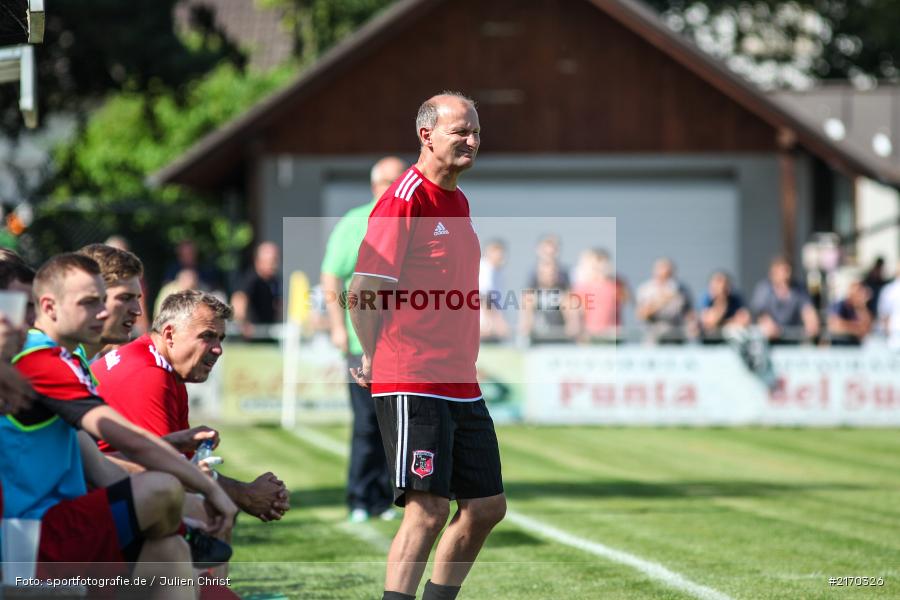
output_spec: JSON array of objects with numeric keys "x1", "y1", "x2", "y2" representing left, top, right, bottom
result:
[
  {"x1": 39, "y1": 295, "x2": 56, "y2": 321},
  {"x1": 420, "y1": 127, "x2": 433, "y2": 149},
  {"x1": 163, "y1": 323, "x2": 176, "y2": 347}
]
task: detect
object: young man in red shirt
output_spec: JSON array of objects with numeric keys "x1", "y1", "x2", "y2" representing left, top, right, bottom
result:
[
  {"x1": 93, "y1": 289, "x2": 290, "y2": 523},
  {"x1": 349, "y1": 92, "x2": 506, "y2": 600},
  {"x1": 3, "y1": 253, "x2": 236, "y2": 597},
  {"x1": 74, "y1": 244, "x2": 219, "y2": 457},
  {"x1": 77, "y1": 243, "x2": 144, "y2": 361}
]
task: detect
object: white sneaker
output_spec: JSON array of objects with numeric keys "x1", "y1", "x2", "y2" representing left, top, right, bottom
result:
[
  {"x1": 349, "y1": 508, "x2": 369, "y2": 523},
  {"x1": 378, "y1": 508, "x2": 398, "y2": 521}
]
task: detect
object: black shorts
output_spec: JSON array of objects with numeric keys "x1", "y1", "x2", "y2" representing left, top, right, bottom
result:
[{"x1": 374, "y1": 395, "x2": 503, "y2": 507}]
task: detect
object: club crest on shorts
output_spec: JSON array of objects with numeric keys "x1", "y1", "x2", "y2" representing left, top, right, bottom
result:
[{"x1": 411, "y1": 450, "x2": 435, "y2": 479}]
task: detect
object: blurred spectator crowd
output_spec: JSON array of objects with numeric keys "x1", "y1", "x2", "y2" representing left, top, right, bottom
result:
[
  {"x1": 473, "y1": 234, "x2": 898, "y2": 349},
  {"x1": 71, "y1": 232, "x2": 900, "y2": 352}
]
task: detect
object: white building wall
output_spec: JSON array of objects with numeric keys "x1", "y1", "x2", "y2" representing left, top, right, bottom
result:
[
  {"x1": 856, "y1": 177, "x2": 900, "y2": 273},
  {"x1": 266, "y1": 154, "x2": 791, "y2": 305}
]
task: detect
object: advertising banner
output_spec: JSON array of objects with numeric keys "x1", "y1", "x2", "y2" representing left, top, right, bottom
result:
[
  {"x1": 216, "y1": 341, "x2": 900, "y2": 426},
  {"x1": 523, "y1": 346, "x2": 900, "y2": 426}
]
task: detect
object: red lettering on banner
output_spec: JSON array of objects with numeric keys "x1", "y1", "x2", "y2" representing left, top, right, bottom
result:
[
  {"x1": 624, "y1": 384, "x2": 647, "y2": 406},
  {"x1": 796, "y1": 384, "x2": 811, "y2": 406},
  {"x1": 875, "y1": 385, "x2": 899, "y2": 408},
  {"x1": 844, "y1": 379, "x2": 865, "y2": 409},
  {"x1": 843, "y1": 379, "x2": 900, "y2": 410},
  {"x1": 654, "y1": 381, "x2": 666, "y2": 406},
  {"x1": 560, "y1": 381, "x2": 584, "y2": 407},
  {"x1": 769, "y1": 378, "x2": 787, "y2": 405},
  {"x1": 558, "y1": 380, "x2": 697, "y2": 409},
  {"x1": 592, "y1": 384, "x2": 615, "y2": 406},
  {"x1": 675, "y1": 385, "x2": 697, "y2": 406},
  {"x1": 768, "y1": 376, "x2": 829, "y2": 408}
]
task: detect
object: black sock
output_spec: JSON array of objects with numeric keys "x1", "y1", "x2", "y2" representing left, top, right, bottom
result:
[
  {"x1": 382, "y1": 592, "x2": 416, "y2": 600},
  {"x1": 422, "y1": 580, "x2": 461, "y2": 600}
]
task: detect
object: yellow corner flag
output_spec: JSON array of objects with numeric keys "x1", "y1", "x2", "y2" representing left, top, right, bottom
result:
[{"x1": 288, "y1": 271, "x2": 310, "y2": 325}]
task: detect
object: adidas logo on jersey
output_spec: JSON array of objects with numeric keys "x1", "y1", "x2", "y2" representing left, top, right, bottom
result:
[{"x1": 433, "y1": 222, "x2": 449, "y2": 236}]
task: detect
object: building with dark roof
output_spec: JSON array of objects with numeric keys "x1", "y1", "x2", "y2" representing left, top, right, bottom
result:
[
  {"x1": 175, "y1": 0, "x2": 293, "y2": 71},
  {"x1": 775, "y1": 83, "x2": 900, "y2": 271},
  {"x1": 154, "y1": 0, "x2": 900, "y2": 298}
]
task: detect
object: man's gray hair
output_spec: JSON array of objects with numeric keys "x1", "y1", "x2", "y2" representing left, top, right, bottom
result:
[
  {"x1": 415, "y1": 91, "x2": 476, "y2": 140},
  {"x1": 151, "y1": 289, "x2": 233, "y2": 332}
]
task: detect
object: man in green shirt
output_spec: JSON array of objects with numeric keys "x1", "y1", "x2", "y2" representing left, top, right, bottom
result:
[{"x1": 321, "y1": 156, "x2": 406, "y2": 522}]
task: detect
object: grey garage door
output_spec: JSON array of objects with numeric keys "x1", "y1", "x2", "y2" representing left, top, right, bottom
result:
[{"x1": 322, "y1": 175, "x2": 738, "y2": 326}]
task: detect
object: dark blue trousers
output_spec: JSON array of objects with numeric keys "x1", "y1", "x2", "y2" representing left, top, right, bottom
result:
[{"x1": 347, "y1": 355, "x2": 392, "y2": 513}]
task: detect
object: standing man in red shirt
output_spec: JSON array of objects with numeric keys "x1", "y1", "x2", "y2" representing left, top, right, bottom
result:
[
  {"x1": 349, "y1": 92, "x2": 506, "y2": 600},
  {"x1": 322, "y1": 156, "x2": 406, "y2": 524},
  {"x1": 77, "y1": 245, "x2": 221, "y2": 456},
  {"x1": 93, "y1": 289, "x2": 290, "y2": 523}
]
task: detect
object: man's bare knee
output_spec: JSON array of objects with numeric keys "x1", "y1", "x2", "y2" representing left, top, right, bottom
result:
[
  {"x1": 131, "y1": 472, "x2": 185, "y2": 536},
  {"x1": 135, "y1": 536, "x2": 195, "y2": 599},
  {"x1": 133, "y1": 472, "x2": 184, "y2": 512},
  {"x1": 460, "y1": 494, "x2": 506, "y2": 531},
  {"x1": 404, "y1": 492, "x2": 451, "y2": 535},
  {"x1": 484, "y1": 494, "x2": 507, "y2": 525}
]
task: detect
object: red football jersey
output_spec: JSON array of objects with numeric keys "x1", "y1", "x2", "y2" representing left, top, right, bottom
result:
[
  {"x1": 354, "y1": 166, "x2": 482, "y2": 401},
  {"x1": 16, "y1": 346, "x2": 101, "y2": 402},
  {"x1": 92, "y1": 334, "x2": 189, "y2": 452}
]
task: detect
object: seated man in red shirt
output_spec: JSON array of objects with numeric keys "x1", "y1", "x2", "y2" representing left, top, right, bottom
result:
[
  {"x1": 4, "y1": 253, "x2": 237, "y2": 597},
  {"x1": 76, "y1": 243, "x2": 145, "y2": 361},
  {"x1": 93, "y1": 289, "x2": 290, "y2": 522},
  {"x1": 75, "y1": 243, "x2": 219, "y2": 455}
]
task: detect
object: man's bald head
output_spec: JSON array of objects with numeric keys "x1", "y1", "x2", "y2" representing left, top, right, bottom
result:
[
  {"x1": 370, "y1": 156, "x2": 407, "y2": 198},
  {"x1": 254, "y1": 241, "x2": 280, "y2": 280},
  {"x1": 415, "y1": 92, "x2": 476, "y2": 145},
  {"x1": 414, "y1": 91, "x2": 481, "y2": 182}
]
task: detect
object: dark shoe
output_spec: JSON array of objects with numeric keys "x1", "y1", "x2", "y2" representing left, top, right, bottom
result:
[{"x1": 185, "y1": 526, "x2": 233, "y2": 568}]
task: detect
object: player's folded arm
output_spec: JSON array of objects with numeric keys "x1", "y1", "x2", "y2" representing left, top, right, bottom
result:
[
  {"x1": 77, "y1": 430, "x2": 129, "y2": 489},
  {"x1": 79, "y1": 404, "x2": 189, "y2": 470},
  {"x1": 79, "y1": 405, "x2": 239, "y2": 536}
]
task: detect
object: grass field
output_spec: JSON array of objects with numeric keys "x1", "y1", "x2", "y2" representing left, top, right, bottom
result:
[{"x1": 211, "y1": 424, "x2": 900, "y2": 600}]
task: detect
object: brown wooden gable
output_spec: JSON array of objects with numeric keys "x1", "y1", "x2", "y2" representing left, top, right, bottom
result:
[
  {"x1": 264, "y1": 0, "x2": 776, "y2": 155},
  {"x1": 155, "y1": 0, "x2": 898, "y2": 190}
]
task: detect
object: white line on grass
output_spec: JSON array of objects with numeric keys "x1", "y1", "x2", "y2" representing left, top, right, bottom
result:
[
  {"x1": 292, "y1": 426, "x2": 394, "y2": 553},
  {"x1": 294, "y1": 424, "x2": 349, "y2": 457},
  {"x1": 505, "y1": 511, "x2": 734, "y2": 600},
  {"x1": 291, "y1": 425, "x2": 734, "y2": 600},
  {"x1": 337, "y1": 520, "x2": 393, "y2": 552}
]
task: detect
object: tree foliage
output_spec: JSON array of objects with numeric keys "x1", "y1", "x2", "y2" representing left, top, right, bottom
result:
[
  {"x1": 9, "y1": 0, "x2": 900, "y2": 271},
  {"x1": 52, "y1": 63, "x2": 292, "y2": 201},
  {"x1": 261, "y1": 0, "x2": 396, "y2": 63},
  {"x1": 644, "y1": 0, "x2": 900, "y2": 88},
  {"x1": 0, "y1": 0, "x2": 244, "y2": 136},
  {"x1": 34, "y1": 62, "x2": 294, "y2": 276},
  {"x1": 21, "y1": 0, "x2": 396, "y2": 269},
  {"x1": 0, "y1": 0, "x2": 248, "y2": 264}
]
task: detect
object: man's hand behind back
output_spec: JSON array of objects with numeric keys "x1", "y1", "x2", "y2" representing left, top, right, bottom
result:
[{"x1": 349, "y1": 353, "x2": 372, "y2": 388}]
